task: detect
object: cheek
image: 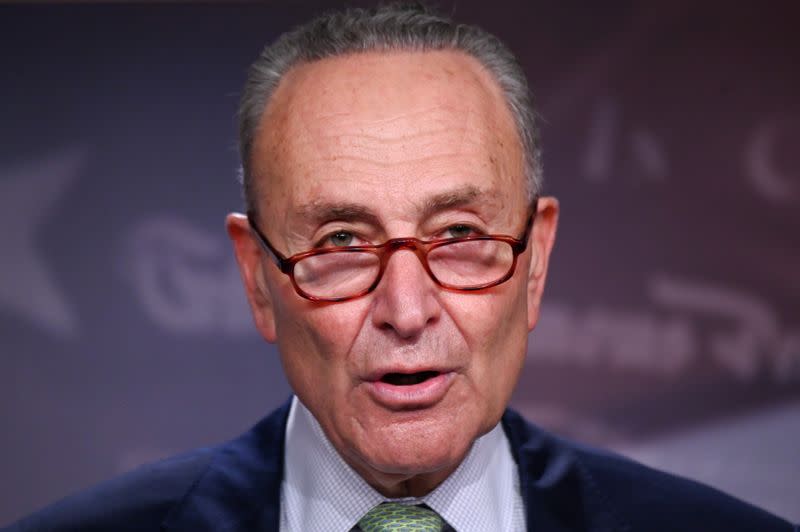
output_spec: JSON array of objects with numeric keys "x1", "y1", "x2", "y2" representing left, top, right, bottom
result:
[
  {"x1": 447, "y1": 281, "x2": 528, "y2": 349},
  {"x1": 274, "y1": 292, "x2": 370, "y2": 379},
  {"x1": 444, "y1": 282, "x2": 529, "y2": 397}
]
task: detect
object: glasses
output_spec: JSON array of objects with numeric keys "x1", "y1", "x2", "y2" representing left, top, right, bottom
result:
[{"x1": 247, "y1": 202, "x2": 537, "y2": 302}]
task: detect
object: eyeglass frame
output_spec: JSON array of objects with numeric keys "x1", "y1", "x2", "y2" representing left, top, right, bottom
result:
[{"x1": 247, "y1": 197, "x2": 538, "y2": 302}]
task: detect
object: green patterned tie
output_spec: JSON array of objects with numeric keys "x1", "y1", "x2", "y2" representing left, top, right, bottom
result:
[{"x1": 358, "y1": 502, "x2": 445, "y2": 531}]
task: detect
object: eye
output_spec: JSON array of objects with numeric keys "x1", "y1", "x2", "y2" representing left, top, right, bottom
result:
[
  {"x1": 329, "y1": 231, "x2": 354, "y2": 247},
  {"x1": 444, "y1": 224, "x2": 478, "y2": 239},
  {"x1": 321, "y1": 230, "x2": 356, "y2": 247}
]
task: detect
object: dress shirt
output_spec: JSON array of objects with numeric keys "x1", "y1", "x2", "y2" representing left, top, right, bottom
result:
[{"x1": 280, "y1": 396, "x2": 525, "y2": 531}]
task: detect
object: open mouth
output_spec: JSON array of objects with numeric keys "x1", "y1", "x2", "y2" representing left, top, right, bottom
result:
[
  {"x1": 380, "y1": 371, "x2": 440, "y2": 386},
  {"x1": 367, "y1": 369, "x2": 454, "y2": 408}
]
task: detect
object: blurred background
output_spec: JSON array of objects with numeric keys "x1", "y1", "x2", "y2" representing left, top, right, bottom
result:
[{"x1": 1, "y1": 0, "x2": 798, "y2": 525}]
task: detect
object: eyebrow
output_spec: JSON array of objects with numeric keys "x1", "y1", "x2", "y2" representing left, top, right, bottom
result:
[
  {"x1": 420, "y1": 186, "x2": 486, "y2": 219},
  {"x1": 294, "y1": 185, "x2": 491, "y2": 227},
  {"x1": 295, "y1": 201, "x2": 382, "y2": 227}
]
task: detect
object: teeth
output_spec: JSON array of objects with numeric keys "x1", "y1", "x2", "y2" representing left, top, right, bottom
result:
[{"x1": 382, "y1": 371, "x2": 438, "y2": 386}]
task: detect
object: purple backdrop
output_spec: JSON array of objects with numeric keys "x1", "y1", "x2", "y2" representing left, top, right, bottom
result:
[{"x1": 1, "y1": 1, "x2": 798, "y2": 524}]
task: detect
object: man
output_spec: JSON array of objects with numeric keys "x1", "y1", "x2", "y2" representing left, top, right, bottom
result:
[{"x1": 7, "y1": 3, "x2": 796, "y2": 532}]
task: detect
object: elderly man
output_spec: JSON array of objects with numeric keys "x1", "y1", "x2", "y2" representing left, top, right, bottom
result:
[{"x1": 8, "y1": 4, "x2": 796, "y2": 532}]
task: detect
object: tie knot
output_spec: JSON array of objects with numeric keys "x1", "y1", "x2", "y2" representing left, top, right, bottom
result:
[{"x1": 358, "y1": 502, "x2": 445, "y2": 531}]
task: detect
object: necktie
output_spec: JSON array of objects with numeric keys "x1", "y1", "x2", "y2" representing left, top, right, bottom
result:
[{"x1": 358, "y1": 502, "x2": 446, "y2": 531}]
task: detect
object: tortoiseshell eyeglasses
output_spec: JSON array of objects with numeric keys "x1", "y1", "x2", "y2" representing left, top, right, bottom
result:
[{"x1": 247, "y1": 199, "x2": 537, "y2": 302}]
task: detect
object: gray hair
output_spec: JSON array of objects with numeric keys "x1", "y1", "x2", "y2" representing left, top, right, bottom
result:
[{"x1": 238, "y1": 2, "x2": 542, "y2": 214}]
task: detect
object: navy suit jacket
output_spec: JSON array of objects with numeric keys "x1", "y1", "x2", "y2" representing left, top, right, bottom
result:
[{"x1": 7, "y1": 401, "x2": 795, "y2": 531}]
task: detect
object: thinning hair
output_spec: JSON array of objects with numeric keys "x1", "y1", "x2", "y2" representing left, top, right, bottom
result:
[{"x1": 238, "y1": 2, "x2": 542, "y2": 215}]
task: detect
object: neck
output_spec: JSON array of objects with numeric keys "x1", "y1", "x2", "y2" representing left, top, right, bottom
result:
[{"x1": 347, "y1": 458, "x2": 461, "y2": 498}]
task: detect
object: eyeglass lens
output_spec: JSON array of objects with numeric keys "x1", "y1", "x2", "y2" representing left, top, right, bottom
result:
[{"x1": 293, "y1": 239, "x2": 515, "y2": 299}]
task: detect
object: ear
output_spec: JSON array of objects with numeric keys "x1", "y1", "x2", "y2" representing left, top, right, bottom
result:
[
  {"x1": 526, "y1": 197, "x2": 559, "y2": 331},
  {"x1": 226, "y1": 212, "x2": 278, "y2": 343}
]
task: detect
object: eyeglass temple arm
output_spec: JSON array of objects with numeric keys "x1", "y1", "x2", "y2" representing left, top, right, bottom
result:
[
  {"x1": 518, "y1": 197, "x2": 539, "y2": 250},
  {"x1": 246, "y1": 211, "x2": 293, "y2": 273}
]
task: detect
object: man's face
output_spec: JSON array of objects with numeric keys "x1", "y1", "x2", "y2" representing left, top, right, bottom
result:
[{"x1": 228, "y1": 50, "x2": 558, "y2": 495}]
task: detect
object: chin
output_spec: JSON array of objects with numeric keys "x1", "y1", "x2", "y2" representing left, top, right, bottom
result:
[{"x1": 355, "y1": 412, "x2": 476, "y2": 477}]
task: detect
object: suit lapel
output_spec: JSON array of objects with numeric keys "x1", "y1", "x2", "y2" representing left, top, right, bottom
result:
[
  {"x1": 162, "y1": 399, "x2": 291, "y2": 532},
  {"x1": 502, "y1": 409, "x2": 624, "y2": 532},
  {"x1": 163, "y1": 403, "x2": 624, "y2": 531}
]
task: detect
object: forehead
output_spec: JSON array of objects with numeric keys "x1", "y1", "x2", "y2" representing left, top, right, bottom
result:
[{"x1": 251, "y1": 50, "x2": 526, "y2": 225}]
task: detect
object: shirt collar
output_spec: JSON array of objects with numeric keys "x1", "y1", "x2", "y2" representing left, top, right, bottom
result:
[{"x1": 281, "y1": 396, "x2": 519, "y2": 531}]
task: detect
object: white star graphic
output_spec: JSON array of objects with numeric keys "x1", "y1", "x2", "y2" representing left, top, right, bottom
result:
[{"x1": 0, "y1": 148, "x2": 85, "y2": 337}]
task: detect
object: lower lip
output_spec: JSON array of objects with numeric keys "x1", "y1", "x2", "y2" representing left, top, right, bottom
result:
[{"x1": 366, "y1": 372, "x2": 456, "y2": 410}]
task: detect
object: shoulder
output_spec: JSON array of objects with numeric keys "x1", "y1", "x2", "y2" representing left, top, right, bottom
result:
[
  {"x1": 8, "y1": 400, "x2": 292, "y2": 532},
  {"x1": 8, "y1": 449, "x2": 214, "y2": 532},
  {"x1": 502, "y1": 408, "x2": 794, "y2": 532}
]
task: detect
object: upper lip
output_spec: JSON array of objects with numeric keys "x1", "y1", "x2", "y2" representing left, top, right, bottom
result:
[{"x1": 363, "y1": 365, "x2": 456, "y2": 382}]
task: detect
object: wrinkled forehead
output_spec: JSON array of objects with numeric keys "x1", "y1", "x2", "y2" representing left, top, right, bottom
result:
[{"x1": 250, "y1": 50, "x2": 526, "y2": 223}]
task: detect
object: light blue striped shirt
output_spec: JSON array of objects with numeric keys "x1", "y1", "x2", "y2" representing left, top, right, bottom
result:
[{"x1": 280, "y1": 396, "x2": 525, "y2": 531}]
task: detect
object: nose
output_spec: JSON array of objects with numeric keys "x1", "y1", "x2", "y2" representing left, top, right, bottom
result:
[{"x1": 370, "y1": 248, "x2": 442, "y2": 339}]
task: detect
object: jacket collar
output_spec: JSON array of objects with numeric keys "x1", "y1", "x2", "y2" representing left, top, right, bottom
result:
[
  {"x1": 502, "y1": 408, "x2": 623, "y2": 532},
  {"x1": 161, "y1": 399, "x2": 290, "y2": 532},
  {"x1": 162, "y1": 402, "x2": 623, "y2": 532}
]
